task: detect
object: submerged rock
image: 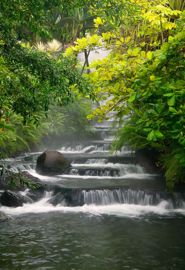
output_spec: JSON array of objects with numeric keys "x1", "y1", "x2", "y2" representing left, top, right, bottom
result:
[
  {"x1": 0, "y1": 211, "x2": 10, "y2": 222},
  {"x1": 36, "y1": 150, "x2": 71, "y2": 176},
  {"x1": 48, "y1": 189, "x2": 84, "y2": 206}
]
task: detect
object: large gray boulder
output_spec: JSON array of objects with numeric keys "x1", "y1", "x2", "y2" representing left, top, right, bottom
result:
[
  {"x1": 0, "y1": 190, "x2": 32, "y2": 207},
  {"x1": 36, "y1": 150, "x2": 71, "y2": 176}
]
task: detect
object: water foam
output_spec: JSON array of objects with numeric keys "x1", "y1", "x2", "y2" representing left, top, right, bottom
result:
[
  {"x1": 1, "y1": 193, "x2": 185, "y2": 218},
  {"x1": 56, "y1": 174, "x2": 157, "y2": 180}
]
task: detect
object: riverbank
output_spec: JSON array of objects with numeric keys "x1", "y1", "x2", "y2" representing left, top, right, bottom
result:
[{"x1": 0, "y1": 100, "x2": 94, "y2": 159}]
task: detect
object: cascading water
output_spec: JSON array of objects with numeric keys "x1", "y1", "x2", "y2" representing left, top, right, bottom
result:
[
  {"x1": 1, "y1": 106, "x2": 185, "y2": 270},
  {"x1": 1, "y1": 117, "x2": 185, "y2": 217}
]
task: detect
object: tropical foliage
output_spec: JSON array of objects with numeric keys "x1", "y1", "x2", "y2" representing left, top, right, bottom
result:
[
  {"x1": 0, "y1": 0, "x2": 92, "y2": 157},
  {"x1": 65, "y1": 0, "x2": 185, "y2": 189}
]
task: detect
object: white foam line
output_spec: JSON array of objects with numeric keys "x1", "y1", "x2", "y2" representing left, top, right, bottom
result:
[
  {"x1": 27, "y1": 169, "x2": 61, "y2": 181},
  {"x1": 1, "y1": 200, "x2": 185, "y2": 218},
  {"x1": 58, "y1": 145, "x2": 99, "y2": 154},
  {"x1": 59, "y1": 151, "x2": 85, "y2": 154},
  {"x1": 72, "y1": 163, "x2": 141, "y2": 169},
  {"x1": 27, "y1": 169, "x2": 157, "y2": 182},
  {"x1": 90, "y1": 150, "x2": 110, "y2": 153},
  {"x1": 59, "y1": 173, "x2": 158, "y2": 180}
]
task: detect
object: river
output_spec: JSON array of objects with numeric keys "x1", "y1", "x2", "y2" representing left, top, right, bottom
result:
[{"x1": 0, "y1": 112, "x2": 185, "y2": 270}]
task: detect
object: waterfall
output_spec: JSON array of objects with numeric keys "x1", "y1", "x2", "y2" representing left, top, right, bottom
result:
[
  {"x1": 1, "y1": 102, "x2": 185, "y2": 218},
  {"x1": 82, "y1": 189, "x2": 185, "y2": 208}
]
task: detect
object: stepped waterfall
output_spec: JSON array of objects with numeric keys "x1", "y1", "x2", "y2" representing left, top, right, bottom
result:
[
  {"x1": 1, "y1": 114, "x2": 185, "y2": 270},
  {"x1": 1, "y1": 48, "x2": 185, "y2": 269},
  {"x1": 1, "y1": 116, "x2": 185, "y2": 216}
]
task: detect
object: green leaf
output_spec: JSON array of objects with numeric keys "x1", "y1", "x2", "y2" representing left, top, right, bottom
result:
[
  {"x1": 154, "y1": 130, "x2": 164, "y2": 139},
  {"x1": 128, "y1": 93, "x2": 136, "y2": 103},
  {"x1": 167, "y1": 95, "x2": 175, "y2": 107},
  {"x1": 163, "y1": 93, "x2": 174, "y2": 97},
  {"x1": 147, "y1": 130, "x2": 156, "y2": 141},
  {"x1": 169, "y1": 107, "x2": 177, "y2": 113},
  {"x1": 147, "y1": 130, "x2": 164, "y2": 141}
]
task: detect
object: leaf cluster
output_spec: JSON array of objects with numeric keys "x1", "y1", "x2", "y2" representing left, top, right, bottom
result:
[
  {"x1": 65, "y1": 1, "x2": 185, "y2": 189},
  {"x1": 0, "y1": 43, "x2": 91, "y2": 121},
  {"x1": 124, "y1": 28, "x2": 185, "y2": 189}
]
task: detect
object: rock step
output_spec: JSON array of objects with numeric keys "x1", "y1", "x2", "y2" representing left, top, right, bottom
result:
[
  {"x1": 64, "y1": 153, "x2": 136, "y2": 164},
  {"x1": 88, "y1": 140, "x2": 113, "y2": 145},
  {"x1": 47, "y1": 187, "x2": 185, "y2": 207},
  {"x1": 48, "y1": 176, "x2": 164, "y2": 191},
  {"x1": 92, "y1": 128, "x2": 116, "y2": 137},
  {"x1": 93, "y1": 125, "x2": 117, "y2": 130},
  {"x1": 69, "y1": 164, "x2": 145, "y2": 177}
]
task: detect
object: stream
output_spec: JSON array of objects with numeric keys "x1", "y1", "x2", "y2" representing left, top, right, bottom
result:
[{"x1": 0, "y1": 116, "x2": 185, "y2": 270}]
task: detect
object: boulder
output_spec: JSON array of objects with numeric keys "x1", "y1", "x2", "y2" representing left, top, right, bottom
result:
[
  {"x1": 0, "y1": 170, "x2": 45, "y2": 192},
  {"x1": 21, "y1": 171, "x2": 46, "y2": 198},
  {"x1": 0, "y1": 190, "x2": 32, "y2": 207},
  {"x1": 36, "y1": 150, "x2": 71, "y2": 176}
]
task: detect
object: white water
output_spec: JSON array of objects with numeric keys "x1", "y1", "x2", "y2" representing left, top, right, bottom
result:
[
  {"x1": 26, "y1": 158, "x2": 156, "y2": 180},
  {"x1": 27, "y1": 168, "x2": 157, "y2": 182},
  {"x1": 59, "y1": 145, "x2": 97, "y2": 153},
  {"x1": 1, "y1": 105, "x2": 184, "y2": 221},
  {"x1": 61, "y1": 174, "x2": 157, "y2": 180},
  {"x1": 83, "y1": 189, "x2": 161, "y2": 205},
  {"x1": 72, "y1": 163, "x2": 144, "y2": 172},
  {"x1": 1, "y1": 192, "x2": 185, "y2": 218},
  {"x1": 26, "y1": 169, "x2": 61, "y2": 181}
]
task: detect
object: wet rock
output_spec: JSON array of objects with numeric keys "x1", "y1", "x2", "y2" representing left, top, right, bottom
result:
[
  {"x1": 48, "y1": 189, "x2": 84, "y2": 206},
  {"x1": 19, "y1": 171, "x2": 46, "y2": 201},
  {"x1": 0, "y1": 170, "x2": 45, "y2": 193},
  {"x1": 48, "y1": 192, "x2": 66, "y2": 206},
  {"x1": 21, "y1": 171, "x2": 46, "y2": 188},
  {"x1": 0, "y1": 170, "x2": 27, "y2": 191},
  {"x1": 135, "y1": 148, "x2": 162, "y2": 174},
  {"x1": 0, "y1": 190, "x2": 32, "y2": 207},
  {"x1": 36, "y1": 150, "x2": 71, "y2": 176},
  {"x1": 26, "y1": 189, "x2": 45, "y2": 202},
  {"x1": 64, "y1": 189, "x2": 84, "y2": 206}
]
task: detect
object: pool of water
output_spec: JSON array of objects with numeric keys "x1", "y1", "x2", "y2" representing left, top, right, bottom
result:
[{"x1": 1, "y1": 212, "x2": 185, "y2": 270}]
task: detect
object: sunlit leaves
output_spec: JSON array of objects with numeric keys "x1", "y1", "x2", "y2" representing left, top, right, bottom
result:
[
  {"x1": 94, "y1": 17, "x2": 105, "y2": 28},
  {"x1": 65, "y1": 34, "x2": 102, "y2": 56},
  {"x1": 147, "y1": 130, "x2": 164, "y2": 141},
  {"x1": 71, "y1": 1, "x2": 185, "y2": 188},
  {"x1": 167, "y1": 95, "x2": 176, "y2": 106},
  {"x1": 102, "y1": 32, "x2": 113, "y2": 41}
]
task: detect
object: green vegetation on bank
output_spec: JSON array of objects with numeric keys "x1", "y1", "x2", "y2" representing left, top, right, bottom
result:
[
  {"x1": 0, "y1": 43, "x2": 92, "y2": 157},
  {"x1": 0, "y1": 99, "x2": 93, "y2": 159},
  {"x1": 0, "y1": 0, "x2": 93, "y2": 158},
  {"x1": 66, "y1": 0, "x2": 185, "y2": 189},
  {"x1": 114, "y1": 25, "x2": 185, "y2": 190}
]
